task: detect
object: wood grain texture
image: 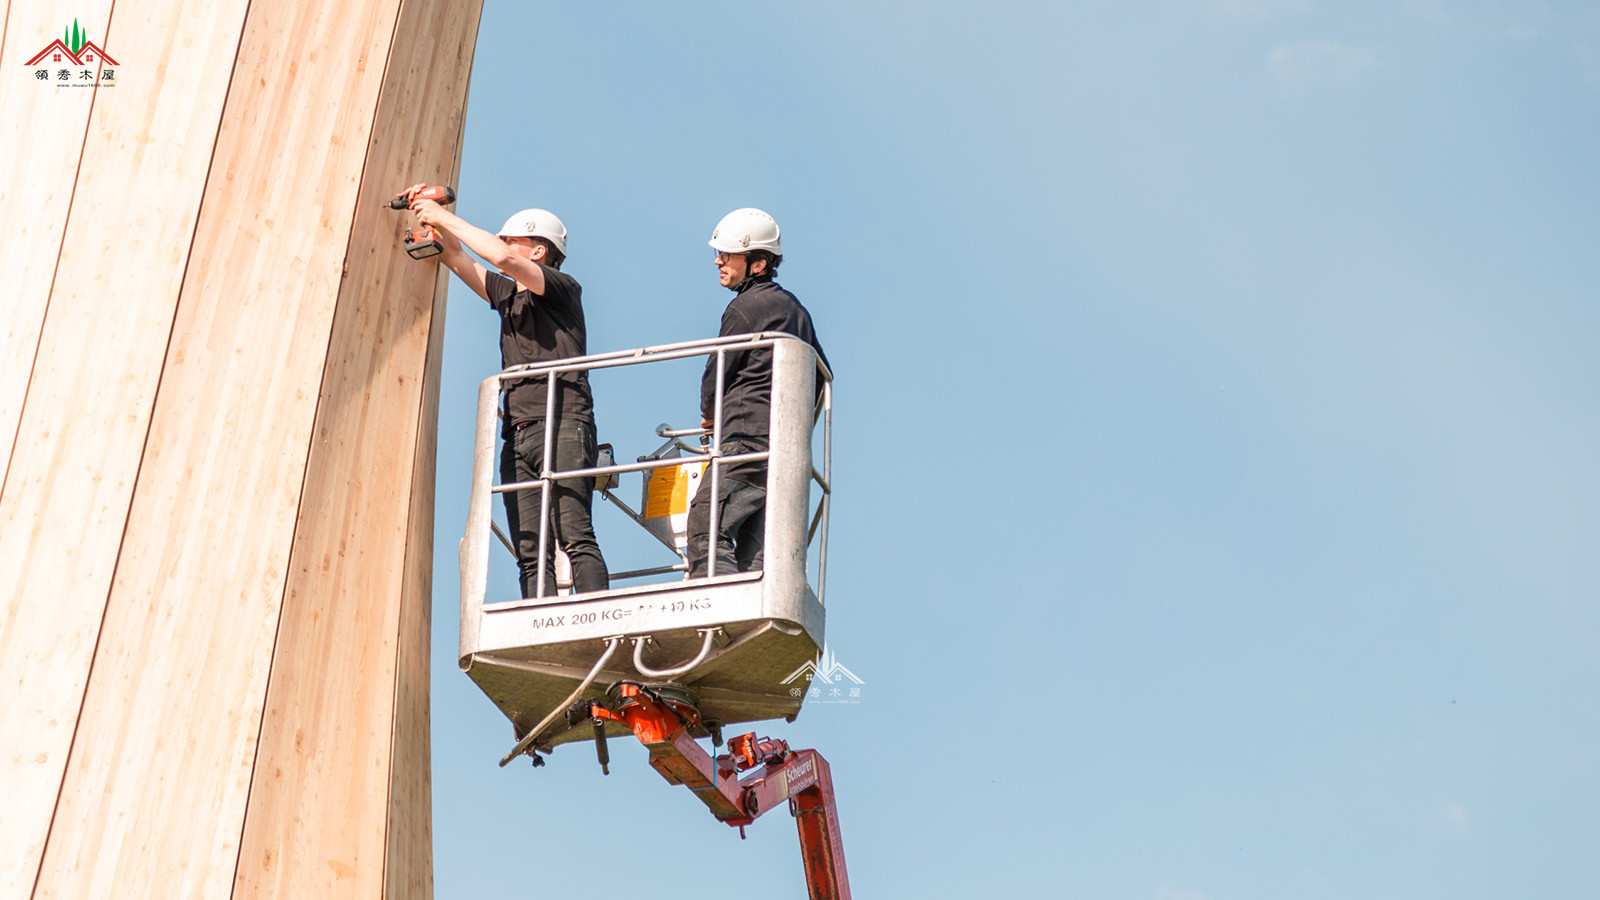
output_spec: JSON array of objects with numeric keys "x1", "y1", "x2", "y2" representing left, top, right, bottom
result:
[
  {"x1": 30, "y1": 0, "x2": 418, "y2": 897},
  {"x1": 386, "y1": 265, "x2": 450, "y2": 900},
  {"x1": 0, "y1": 1, "x2": 244, "y2": 894},
  {"x1": 0, "y1": 0, "x2": 112, "y2": 470},
  {"x1": 3, "y1": 0, "x2": 478, "y2": 892},
  {"x1": 383, "y1": 122, "x2": 464, "y2": 898},
  {"x1": 232, "y1": 0, "x2": 481, "y2": 893}
]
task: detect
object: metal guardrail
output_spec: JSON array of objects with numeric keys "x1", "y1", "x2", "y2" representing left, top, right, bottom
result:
[{"x1": 459, "y1": 333, "x2": 832, "y2": 618}]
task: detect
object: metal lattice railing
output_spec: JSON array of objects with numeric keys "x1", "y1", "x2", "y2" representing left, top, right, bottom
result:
[{"x1": 458, "y1": 333, "x2": 832, "y2": 614}]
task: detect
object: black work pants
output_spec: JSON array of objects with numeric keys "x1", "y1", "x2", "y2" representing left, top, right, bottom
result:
[
  {"x1": 501, "y1": 417, "x2": 608, "y2": 598},
  {"x1": 686, "y1": 454, "x2": 766, "y2": 578}
]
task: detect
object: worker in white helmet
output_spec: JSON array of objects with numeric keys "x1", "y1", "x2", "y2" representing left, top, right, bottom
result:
[
  {"x1": 688, "y1": 208, "x2": 829, "y2": 578},
  {"x1": 407, "y1": 185, "x2": 609, "y2": 598}
]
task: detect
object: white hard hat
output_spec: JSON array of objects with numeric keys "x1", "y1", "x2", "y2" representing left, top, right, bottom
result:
[
  {"x1": 497, "y1": 208, "x2": 568, "y2": 257},
  {"x1": 708, "y1": 208, "x2": 781, "y2": 256}
]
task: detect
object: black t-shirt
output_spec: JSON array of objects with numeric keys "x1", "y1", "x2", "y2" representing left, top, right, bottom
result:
[
  {"x1": 700, "y1": 276, "x2": 828, "y2": 447},
  {"x1": 487, "y1": 268, "x2": 594, "y2": 427}
]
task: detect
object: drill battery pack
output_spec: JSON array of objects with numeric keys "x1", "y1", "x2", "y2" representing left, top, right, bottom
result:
[{"x1": 404, "y1": 227, "x2": 443, "y2": 259}]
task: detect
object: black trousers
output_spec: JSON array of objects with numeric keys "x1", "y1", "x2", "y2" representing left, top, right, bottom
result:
[
  {"x1": 686, "y1": 454, "x2": 766, "y2": 578},
  {"x1": 501, "y1": 417, "x2": 608, "y2": 598}
]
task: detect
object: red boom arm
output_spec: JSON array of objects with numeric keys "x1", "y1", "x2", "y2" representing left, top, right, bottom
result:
[{"x1": 585, "y1": 683, "x2": 851, "y2": 899}]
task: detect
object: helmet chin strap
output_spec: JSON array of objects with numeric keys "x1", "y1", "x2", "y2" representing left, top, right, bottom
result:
[{"x1": 728, "y1": 258, "x2": 771, "y2": 293}]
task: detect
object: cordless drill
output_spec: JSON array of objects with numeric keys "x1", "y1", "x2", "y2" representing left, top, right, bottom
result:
[{"x1": 387, "y1": 186, "x2": 457, "y2": 259}]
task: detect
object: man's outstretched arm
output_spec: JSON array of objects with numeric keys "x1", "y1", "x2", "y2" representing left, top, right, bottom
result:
[
  {"x1": 431, "y1": 222, "x2": 492, "y2": 302},
  {"x1": 412, "y1": 194, "x2": 548, "y2": 296}
]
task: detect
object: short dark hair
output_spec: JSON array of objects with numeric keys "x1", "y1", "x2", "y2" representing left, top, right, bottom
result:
[
  {"x1": 748, "y1": 249, "x2": 781, "y2": 274},
  {"x1": 529, "y1": 237, "x2": 565, "y2": 270}
]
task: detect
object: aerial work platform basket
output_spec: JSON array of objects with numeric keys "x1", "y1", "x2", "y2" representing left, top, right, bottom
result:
[{"x1": 458, "y1": 334, "x2": 832, "y2": 763}]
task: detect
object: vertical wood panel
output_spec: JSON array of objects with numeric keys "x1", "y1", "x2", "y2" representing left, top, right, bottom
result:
[
  {"x1": 4, "y1": 0, "x2": 477, "y2": 892},
  {"x1": 0, "y1": 1, "x2": 105, "y2": 889},
  {"x1": 0, "y1": 0, "x2": 111, "y2": 464},
  {"x1": 386, "y1": 269, "x2": 451, "y2": 899},
  {"x1": 233, "y1": 0, "x2": 481, "y2": 893},
  {"x1": 0, "y1": 1, "x2": 244, "y2": 894},
  {"x1": 31, "y1": 0, "x2": 412, "y2": 896}
]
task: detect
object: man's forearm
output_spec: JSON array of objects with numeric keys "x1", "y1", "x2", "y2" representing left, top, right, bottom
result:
[
  {"x1": 438, "y1": 243, "x2": 490, "y2": 301},
  {"x1": 429, "y1": 209, "x2": 511, "y2": 269},
  {"x1": 424, "y1": 205, "x2": 547, "y2": 295}
]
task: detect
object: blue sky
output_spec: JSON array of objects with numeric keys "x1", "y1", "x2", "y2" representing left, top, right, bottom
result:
[{"x1": 428, "y1": 3, "x2": 1599, "y2": 897}]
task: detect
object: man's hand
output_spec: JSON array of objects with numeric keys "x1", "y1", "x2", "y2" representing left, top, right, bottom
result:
[
  {"x1": 407, "y1": 184, "x2": 449, "y2": 227},
  {"x1": 404, "y1": 185, "x2": 475, "y2": 262},
  {"x1": 411, "y1": 197, "x2": 444, "y2": 224}
]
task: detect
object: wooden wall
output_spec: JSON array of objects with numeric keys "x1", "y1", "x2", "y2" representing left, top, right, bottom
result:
[{"x1": 0, "y1": 0, "x2": 482, "y2": 896}]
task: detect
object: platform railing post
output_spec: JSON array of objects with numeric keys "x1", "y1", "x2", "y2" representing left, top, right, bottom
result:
[
  {"x1": 707, "y1": 347, "x2": 727, "y2": 577},
  {"x1": 530, "y1": 370, "x2": 560, "y2": 598},
  {"x1": 816, "y1": 374, "x2": 832, "y2": 606},
  {"x1": 460, "y1": 373, "x2": 503, "y2": 663},
  {"x1": 768, "y1": 339, "x2": 817, "y2": 606}
]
